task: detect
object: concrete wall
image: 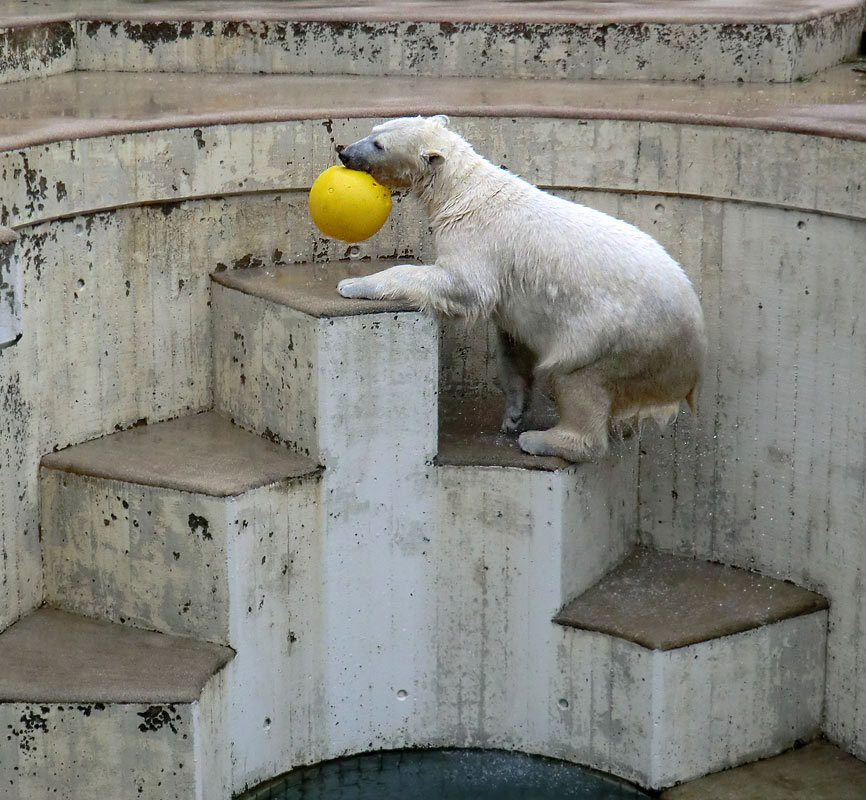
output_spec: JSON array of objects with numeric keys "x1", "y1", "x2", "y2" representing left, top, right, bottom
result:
[
  {"x1": 3, "y1": 8, "x2": 864, "y2": 85},
  {"x1": 1, "y1": 115, "x2": 865, "y2": 770}
]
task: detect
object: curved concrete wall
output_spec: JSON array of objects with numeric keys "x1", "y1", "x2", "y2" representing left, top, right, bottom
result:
[
  {"x1": 2, "y1": 3, "x2": 863, "y2": 84},
  {"x1": 1, "y1": 115, "x2": 866, "y2": 777}
]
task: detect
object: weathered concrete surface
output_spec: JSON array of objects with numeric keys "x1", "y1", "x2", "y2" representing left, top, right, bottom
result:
[
  {"x1": 0, "y1": 607, "x2": 233, "y2": 702},
  {"x1": 0, "y1": 227, "x2": 20, "y2": 347},
  {"x1": 429, "y1": 457, "x2": 639, "y2": 746},
  {"x1": 2, "y1": 111, "x2": 866, "y2": 236},
  {"x1": 556, "y1": 612, "x2": 827, "y2": 789},
  {"x1": 41, "y1": 411, "x2": 319, "y2": 496},
  {"x1": 40, "y1": 416, "x2": 320, "y2": 645},
  {"x1": 74, "y1": 12, "x2": 865, "y2": 82},
  {"x1": 662, "y1": 740, "x2": 866, "y2": 799},
  {"x1": 0, "y1": 20, "x2": 75, "y2": 85},
  {"x1": 212, "y1": 259, "x2": 416, "y2": 318},
  {"x1": 0, "y1": 103, "x2": 865, "y2": 792},
  {"x1": 0, "y1": 188, "x2": 428, "y2": 636},
  {"x1": 2, "y1": 68, "x2": 866, "y2": 156},
  {"x1": 215, "y1": 267, "x2": 441, "y2": 770},
  {"x1": 1, "y1": 700, "x2": 201, "y2": 798},
  {"x1": 3, "y1": 0, "x2": 861, "y2": 25},
  {"x1": 0, "y1": 610, "x2": 230, "y2": 799},
  {"x1": 438, "y1": 395, "x2": 568, "y2": 470},
  {"x1": 2, "y1": 1, "x2": 861, "y2": 83},
  {"x1": 556, "y1": 547, "x2": 829, "y2": 650}
]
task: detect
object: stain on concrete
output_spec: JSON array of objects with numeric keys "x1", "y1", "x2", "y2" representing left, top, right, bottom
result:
[
  {"x1": 188, "y1": 513, "x2": 211, "y2": 540},
  {"x1": 122, "y1": 21, "x2": 195, "y2": 53},
  {"x1": 137, "y1": 704, "x2": 180, "y2": 734}
]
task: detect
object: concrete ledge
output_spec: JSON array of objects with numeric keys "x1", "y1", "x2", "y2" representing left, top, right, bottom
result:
[
  {"x1": 555, "y1": 547, "x2": 830, "y2": 650},
  {"x1": 438, "y1": 396, "x2": 569, "y2": 471},
  {"x1": 662, "y1": 740, "x2": 866, "y2": 799},
  {"x1": 2, "y1": 68, "x2": 866, "y2": 155},
  {"x1": 212, "y1": 260, "x2": 415, "y2": 319},
  {"x1": 2, "y1": 1, "x2": 862, "y2": 26},
  {"x1": 39, "y1": 412, "x2": 322, "y2": 644},
  {"x1": 0, "y1": 607, "x2": 232, "y2": 703},
  {"x1": 40, "y1": 411, "x2": 319, "y2": 496},
  {"x1": 0, "y1": 608, "x2": 230, "y2": 798},
  {"x1": 1, "y1": 2, "x2": 863, "y2": 83}
]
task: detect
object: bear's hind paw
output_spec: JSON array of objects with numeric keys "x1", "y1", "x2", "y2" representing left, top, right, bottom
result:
[{"x1": 518, "y1": 427, "x2": 606, "y2": 462}]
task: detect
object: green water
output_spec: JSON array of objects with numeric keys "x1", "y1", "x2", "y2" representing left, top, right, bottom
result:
[{"x1": 243, "y1": 750, "x2": 650, "y2": 800}]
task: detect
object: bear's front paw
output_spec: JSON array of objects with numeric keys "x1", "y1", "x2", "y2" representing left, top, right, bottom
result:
[{"x1": 337, "y1": 277, "x2": 377, "y2": 299}]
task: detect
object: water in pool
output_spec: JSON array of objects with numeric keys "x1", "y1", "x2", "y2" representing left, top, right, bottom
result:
[{"x1": 242, "y1": 749, "x2": 650, "y2": 799}]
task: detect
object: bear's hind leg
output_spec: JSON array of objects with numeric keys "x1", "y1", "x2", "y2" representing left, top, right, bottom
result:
[
  {"x1": 496, "y1": 328, "x2": 535, "y2": 433},
  {"x1": 518, "y1": 369, "x2": 610, "y2": 462}
]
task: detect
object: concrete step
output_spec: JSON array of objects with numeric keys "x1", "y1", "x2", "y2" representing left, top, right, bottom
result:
[
  {"x1": 211, "y1": 259, "x2": 437, "y2": 464},
  {"x1": 1, "y1": 0, "x2": 864, "y2": 83},
  {"x1": 0, "y1": 607, "x2": 233, "y2": 799},
  {"x1": 40, "y1": 411, "x2": 321, "y2": 644},
  {"x1": 661, "y1": 739, "x2": 866, "y2": 799},
  {"x1": 553, "y1": 548, "x2": 830, "y2": 789},
  {"x1": 2, "y1": 66, "x2": 866, "y2": 160}
]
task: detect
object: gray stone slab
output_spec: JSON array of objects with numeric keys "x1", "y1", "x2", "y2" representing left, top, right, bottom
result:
[
  {"x1": 662, "y1": 741, "x2": 866, "y2": 800},
  {"x1": 211, "y1": 260, "x2": 415, "y2": 318},
  {"x1": 0, "y1": 66, "x2": 865, "y2": 152},
  {"x1": 40, "y1": 411, "x2": 320, "y2": 496},
  {"x1": 555, "y1": 547, "x2": 829, "y2": 650},
  {"x1": 0, "y1": 608, "x2": 233, "y2": 703}
]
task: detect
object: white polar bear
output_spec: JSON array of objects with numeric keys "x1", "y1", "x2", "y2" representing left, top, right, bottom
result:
[{"x1": 337, "y1": 115, "x2": 706, "y2": 462}]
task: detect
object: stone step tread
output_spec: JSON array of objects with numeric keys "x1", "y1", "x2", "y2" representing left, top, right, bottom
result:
[
  {"x1": 555, "y1": 547, "x2": 829, "y2": 650},
  {"x1": 3, "y1": 0, "x2": 861, "y2": 26},
  {"x1": 438, "y1": 395, "x2": 569, "y2": 472},
  {"x1": 661, "y1": 741, "x2": 866, "y2": 799},
  {"x1": 0, "y1": 608, "x2": 233, "y2": 703},
  {"x1": 41, "y1": 411, "x2": 320, "y2": 496},
  {"x1": 212, "y1": 260, "x2": 415, "y2": 319},
  {"x1": 1, "y1": 65, "x2": 865, "y2": 153}
]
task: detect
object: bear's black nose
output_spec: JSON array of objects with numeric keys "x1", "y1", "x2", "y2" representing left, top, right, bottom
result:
[{"x1": 338, "y1": 150, "x2": 349, "y2": 165}]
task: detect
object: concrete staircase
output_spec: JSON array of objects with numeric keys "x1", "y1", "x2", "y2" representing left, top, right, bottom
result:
[{"x1": 1, "y1": 2, "x2": 865, "y2": 798}]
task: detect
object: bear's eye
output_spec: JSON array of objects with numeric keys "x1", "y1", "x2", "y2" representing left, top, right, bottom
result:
[{"x1": 373, "y1": 140, "x2": 384, "y2": 151}]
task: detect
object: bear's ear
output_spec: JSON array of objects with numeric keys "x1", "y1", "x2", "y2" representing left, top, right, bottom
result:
[
  {"x1": 430, "y1": 114, "x2": 449, "y2": 128},
  {"x1": 424, "y1": 150, "x2": 446, "y2": 168}
]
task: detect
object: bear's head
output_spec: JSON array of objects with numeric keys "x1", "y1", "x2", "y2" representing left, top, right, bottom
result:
[{"x1": 338, "y1": 115, "x2": 453, "y2": 189}]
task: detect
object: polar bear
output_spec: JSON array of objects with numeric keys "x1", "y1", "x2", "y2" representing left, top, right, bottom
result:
[{"x1": 337, "y1": 115, "x2": 706, "y2": 462}]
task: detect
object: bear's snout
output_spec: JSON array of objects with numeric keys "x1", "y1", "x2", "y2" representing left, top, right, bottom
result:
[{"x1": 338, "y1": 143, "x2": 367, "y2": 172}]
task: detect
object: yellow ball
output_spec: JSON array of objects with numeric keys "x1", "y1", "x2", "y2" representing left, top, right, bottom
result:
[{"x1": 308, "y1": 165, "x2": 392, "y2": 242}]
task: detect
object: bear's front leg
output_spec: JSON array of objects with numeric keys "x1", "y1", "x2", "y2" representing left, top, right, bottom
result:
[
  {"x1": 338, "y1": 263, "x2": 482, "y2": 318},
  {"x1": 337, "y1": 264, "x2": 424, "y2": 301}
]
